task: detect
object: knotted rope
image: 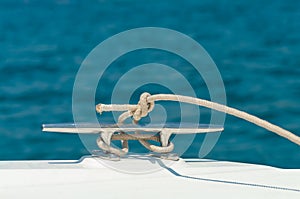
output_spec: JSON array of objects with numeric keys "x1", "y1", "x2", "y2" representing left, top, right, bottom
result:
[{"x1": 95, "y1": 92, "x2": 300, "y2": 156}]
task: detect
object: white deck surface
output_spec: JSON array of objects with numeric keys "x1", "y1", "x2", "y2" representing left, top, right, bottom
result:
[{"x1": 0, "y1": 156, "x2": 299, "y2": 199}]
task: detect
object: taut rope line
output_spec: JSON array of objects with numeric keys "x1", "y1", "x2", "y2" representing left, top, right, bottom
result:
[{"x1": 95, "y1": 92, "x2": 300, "y2": 156}]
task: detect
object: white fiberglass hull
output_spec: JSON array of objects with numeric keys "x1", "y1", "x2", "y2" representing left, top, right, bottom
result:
[{"x1": 0, "y1": 156, "x2": 299, "y2": 199}]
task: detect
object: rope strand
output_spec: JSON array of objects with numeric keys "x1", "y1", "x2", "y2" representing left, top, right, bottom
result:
[{"x1": 96, "y1": 93, "x2": 300, "y2": 148}]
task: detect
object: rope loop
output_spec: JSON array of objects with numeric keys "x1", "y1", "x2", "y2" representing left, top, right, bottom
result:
[{"x1": 132, "y1": 92, "x2": 155, "y2": 121}]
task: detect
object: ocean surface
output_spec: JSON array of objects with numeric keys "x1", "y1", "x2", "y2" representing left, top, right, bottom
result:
[{"x1": 0, "y1": 0, "x2": 299, "y2": 168}]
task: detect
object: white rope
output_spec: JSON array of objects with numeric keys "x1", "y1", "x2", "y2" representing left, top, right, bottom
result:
[{"x1": 96, "y1": 92, "x2": 300, "y2": 156}]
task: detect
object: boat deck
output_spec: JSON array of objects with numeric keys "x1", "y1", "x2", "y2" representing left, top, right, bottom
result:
[{"x1": 0, "y1": 156, "x2": 299, "y2": 199}]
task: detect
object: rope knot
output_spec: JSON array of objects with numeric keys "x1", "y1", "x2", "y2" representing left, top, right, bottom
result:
[{"x1": 132, "y1": 92, "x2": 154, "y2": 121}]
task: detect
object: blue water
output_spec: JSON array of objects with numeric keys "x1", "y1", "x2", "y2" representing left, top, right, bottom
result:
[{"x1": 0, "y1": 0, "x2": 299, "y2": 168}]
